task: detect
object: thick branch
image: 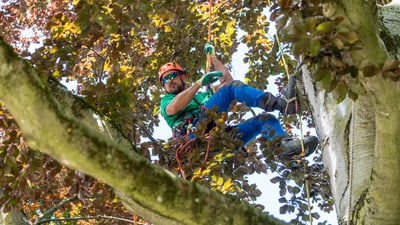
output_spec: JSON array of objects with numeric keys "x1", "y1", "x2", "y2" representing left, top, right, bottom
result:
[{"x1": 0, "y1": 39, "x2": 287, "y2": 225}]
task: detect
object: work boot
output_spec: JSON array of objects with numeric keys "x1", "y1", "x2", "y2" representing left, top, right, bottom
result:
[
  {"x1": 277, "y1": 136, "x2": 319, "y2": 160},
  {"x1": 258, "y1": 92, "x2": 278, "y2": 112},
  {"x1": 276, "y1": 75, "x2": 300, "y2": 115}
]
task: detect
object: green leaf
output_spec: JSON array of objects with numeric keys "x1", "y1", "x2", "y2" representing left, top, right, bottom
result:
[
  {"x1": 314, "y1": 69, "x2": 330, "y2": 82},
  {"x1": 279, "y1": 204, "x2": 289, "y2": 214},
  {"x1": 348, "y1": 81, "x2": 365, "y2": 95},
  {"x1": 279, "y1": 187, "x2": 287, "y2": 196},
  {"x1": 298, "y1": 202, "x2": 309, "y2": 211},
  {"x1": 348, "y1": 90, "x2": 359, "y2": 101},
  {"x1": 305, "y1": 17, "x2": 318, "y2": 33},
  {"x1": 308, "y1": 40, "x2": 321, "y2": 57},
  {"x1": 288, "y1": 185, "x2": 301, "y2": 194},
  {"x1": 384, "y1": 71, "x2": 400, "y2": 81},
  {"x1": 332, "y1": 37, "x2": 344, "y2": 50},
  {"x1": 382, "y1": 59, "x2": 400, "y2": 71},
  {"x1": 336, "y1": 31, "x2": 358, "y2": 44},
  {"x1": 332, "y1": 80, "x2": 348, "y2": 103},
  {"x1": 311, "y1": 212, "x2": 321, "y2": 219},
  {"x1": 270, "y1": 176, "x2": 281, "y2": 184},
  {"x1": 361, "y1": 63, "x2": 378, "y2": 77},
  {"x1": 316, "y1": 21, "x2": 335, "y2": 34},
  {"x1": 278, "y1": 197, "x2": 287, "y2": 203}
]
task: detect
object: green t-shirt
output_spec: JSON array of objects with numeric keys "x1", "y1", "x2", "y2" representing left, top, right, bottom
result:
[{"x1": 160, "y1": 91, "x2": 210, "y2": 129}]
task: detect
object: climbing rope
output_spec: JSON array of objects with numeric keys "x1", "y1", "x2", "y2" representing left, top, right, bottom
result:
[
  {"x1": 206, "y1": 0, "x2": 213, "y2": 73},
  {"x1": 175, "y1": 139, "x2": 194, "y2": 179},
  {"x1": 176, "y1": 0, "x2": 216, "y2": 177},
  {"x1": 347, "y1": 103, "x2": 355, "y2": 224},
  {"x1": 175, "y1": 133, "x2": 213, "y2": 180},
  {"x1": 275, "y1": 29, "x2": 314, "y2": 224}
]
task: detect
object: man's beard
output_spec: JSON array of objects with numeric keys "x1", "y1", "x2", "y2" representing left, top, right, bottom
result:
[
  {"x1": 167, "y1": 83, "x2": 185, "y2": 94},
  {"x1": 166, "y1": 77, "x2": 186, "y2": 94}
]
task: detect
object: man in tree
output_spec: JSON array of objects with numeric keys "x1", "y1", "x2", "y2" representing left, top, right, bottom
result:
[{"x1": 159, "y1": 42, "x2": 318, "y2": 159}]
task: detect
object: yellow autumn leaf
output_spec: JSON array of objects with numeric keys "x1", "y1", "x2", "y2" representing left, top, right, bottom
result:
[
  {"x1": 112, "y1": 197, "x2": 119, "y2": 203},
  {"x1": 257, "y1": 29, "x2": 265, "y2": 35},
  {"x1": 120, "y1": 65, "x2": 129, "y2": 72},
  {"x1": 222, "y1": 178, "x2": 234, "y2": 192},
  {"x1": 154, "y1": 19, "x2": 162, "y2": 26},
  {"x1": 104, "y1": 58, "x2": 111, "y2": 72},
  {"x1": 191, "y1": 169, "x2": 201, "y2": 181},
  {"x1": 50, "y1": 47, "x2": 58, "y2": 54},
  {"x1": 201, "y1": 168, "x2": 211, "y2": 176},
  {"x1": 84, "y1": 63, "x2": 91, "y2": 70},
  {"x1": 225, "y1": 23, "x2": 235, "y2": 35},
  {"x1": 217, "y1": 177, "x2": 224, "y2": 186},
  {"x1": 164, "y1": 25, "x2": 172, "y2": 32},
  {"x1": 53, "y1": 70, "x2": 60, "y2": 77},
  {"x1": 101, "y1": 5, "x2": 112, "y2": 14},
  {"x1": 64, "y1": 22, "x2": 81, "y2": 34},
  {"x1": 27, "y1": 179, "x2": 32, "y2": 188},
  {"x1": 111, "y1": 33, "x2": 121, "y2": 42}
]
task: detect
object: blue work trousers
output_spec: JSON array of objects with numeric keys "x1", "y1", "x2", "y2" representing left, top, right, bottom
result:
[{"x1": 203, "y1": 81, "x2": 286, "y2": 145}]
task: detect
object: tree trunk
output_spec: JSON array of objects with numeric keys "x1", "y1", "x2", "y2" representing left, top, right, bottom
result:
[
  {"x1": 0, "y1": 190, "x2": 28, "y2": 225},
  {"x1": 300, "y1": 1, "x2": 400, "y2": 224},
  {"x1": 0, "y1": 210, "x2": 28, "y2": 225}
]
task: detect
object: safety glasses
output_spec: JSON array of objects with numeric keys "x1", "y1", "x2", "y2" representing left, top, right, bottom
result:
[{"x1": 161, "y1": 72, "x2": 180, "y2": 86}]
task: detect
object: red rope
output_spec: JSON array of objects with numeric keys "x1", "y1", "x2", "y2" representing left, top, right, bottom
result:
[
  {"x1": 200, "y1": 134, "x2": 213, "y2": 173},
  {"x1": 175, "y1": 133, "x2": 214, "y2": 180},
  {"x1": 175, "y1": 139, "x2": 194, "y2": 179},
  {"x1": 133, "y1": 214, "x2": 137, "y2": 225}
]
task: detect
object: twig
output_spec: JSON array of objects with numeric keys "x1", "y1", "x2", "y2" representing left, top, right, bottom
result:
[
  {"x1": 34, "y1": 195, "x2": 78, "y2": 225},
  {"x1": 35, "y1": 215, "x2": 143, "y2": 224}
]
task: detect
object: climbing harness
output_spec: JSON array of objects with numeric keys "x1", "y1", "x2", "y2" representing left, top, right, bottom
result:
[{"x1": 173, "y1": 97, "x2": 215, "y2": 179}]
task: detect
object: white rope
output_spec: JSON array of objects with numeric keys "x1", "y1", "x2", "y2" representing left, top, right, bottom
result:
[{"x1": 347, "y1": 102, "x2": 356, "y2": 224}]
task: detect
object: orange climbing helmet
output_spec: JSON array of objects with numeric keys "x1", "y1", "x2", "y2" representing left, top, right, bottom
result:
[{"x1": 158, "y1": 62, "x2": 185, "y2": 84}]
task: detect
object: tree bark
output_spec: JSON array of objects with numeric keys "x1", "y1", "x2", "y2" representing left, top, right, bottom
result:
[
  {"x1": 0, "y1": 190, "x2": 28, "y2": 225},
  {"x1": 0, "y1": 40, "x2": 288, "y2": 225},
  {"x1": 0, "y1": 210, "x2": 28, "y2": 225},
  {"x1": 301, "y1": 1, "x2": 400, "y2": 224}
]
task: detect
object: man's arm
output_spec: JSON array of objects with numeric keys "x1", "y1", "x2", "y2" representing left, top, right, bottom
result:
[
  {"x1": 165, "y1": 82, "x2": 201, "y2": 116},
  {"x1": 211, "y1": 57, "x2": 233, "y2": 92}
]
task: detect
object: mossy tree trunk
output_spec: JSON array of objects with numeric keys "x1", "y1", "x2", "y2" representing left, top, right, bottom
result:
[{"x1": 301, "y1": 1, "x2": 400, "y2": 224}]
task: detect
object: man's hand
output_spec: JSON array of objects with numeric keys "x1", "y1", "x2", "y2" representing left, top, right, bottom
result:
[
  {"x1": 204, "y1": 42, "x2": 216, "y2": 57},
  {"x1": 196, "y1": 71, "x2": 222, "y2": 86}
]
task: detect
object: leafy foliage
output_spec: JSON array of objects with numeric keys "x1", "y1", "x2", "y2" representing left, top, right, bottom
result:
[
  {"x1": 269, "y1": 0, "x2": 400, "y2": 103},
  {"x1": 7, "y1": 0, "x2": 390, "y2": 224},
  {"x1": 154, "y1": 102, "x2": 333, "y2": 225},
  {"x1": 0, "y1": 104, "x2": 139, "y2": 224}
]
